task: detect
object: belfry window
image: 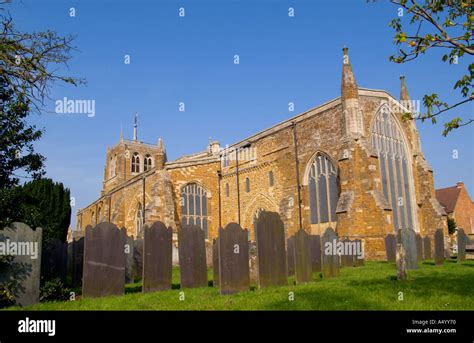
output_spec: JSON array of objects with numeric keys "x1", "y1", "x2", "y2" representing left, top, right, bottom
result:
[
  {"x1": 371, "y1": 107, "x2": 414, "y2": 231},
  {"x1": 181, "y1": 183, "x2": 209, "y2": 238},
  {"x1": 109, "y1": 155, "x2": 117, "y2": 178},
  {"x1": 144, "y1": 154, "x2": 152, "y2": 171},
  {"x1": 308, "y1": 153, "x2": 338, "y2": 224},
  {"x1": 131, "y1": 153, "x2": 140, "y2": 173}
]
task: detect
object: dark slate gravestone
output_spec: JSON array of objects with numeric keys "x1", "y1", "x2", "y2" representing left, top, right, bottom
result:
[
  {"x1": 352, "y1": 239, "x2": 365, "y2": 267},
  {"x1": 287, "y1": 236, "x2": 295, "y2": 277},
  {"x1": 396, "y1": 230, "x2": 407, "y2": 280},
  {"x1": 212, "y1": 239, "x2": 219, "y2": 288},
  {"x1": 178, "y1": 224, "x2": 207, "y2": 288},
  {"x1": 125, "y1": 234, "x2": 134, "y2": 283},
  {"x1": 218, "y1": 223, "x2": 250, "y2": 295},
  {"x1": 422, "y1": 236, "x2": 432, "y2": 260},
  {"x1": 434, "y1": 229, "x2": 445, "y2": 265},
  {"x1": 340, "y1": 238, "x2": 353, "y2": 268},
  {"x1": 255, "y1": 211, "x2": 287, "y2": 288},
  {"x1": 457, "y1": 229, "x2": 467, "y2": 263},
  {"x1": 385, "y1": 234, "x2": 396, "y2": 263},
  {"x1": 399, "y1": 228, "x2": 418, "y2": 270},
  {"x1": 321, "y1": 227, "x2": 340, "y2": 278},
  {"x1": 67, "y1": 231, "x2": 84, "y2": 287},
  {"x1": 294, "y1": 229, "x2": 312, "y2": 284},
  {"x1": 309, "y1": 235, "x2": 322, "y2": 273},
  {"x1": 416, "y1": 234, "x2": 423, "y2": 261},
  {"x1": 82, "y1": 223, "x2": 126, "y2": 298},
  {"x1": 143, "y1": 222, "x2": 173, "y2": 293},
  {"x1": 41, "y1": 238, "x2": 67, "y2": 282},
  {"x1": 0, "y1": 222, "x2": 42, "y2": 306},
  {"x1": 132, "y1": 238, "x2": 143, "y2": 282}
]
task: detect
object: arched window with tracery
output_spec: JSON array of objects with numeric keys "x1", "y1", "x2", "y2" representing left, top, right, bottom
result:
[
  {"x1": 109, "y1": 155, "x2": 117, "y2": 178},
  {"x1": 181, "y1": 183, "x2": 209, "y2": 238},
  {"x1": 144, "y1": 154, "x2": 152, "y2": 171},
  {"x1": 307, "y1": 153, "x2": 338, "y2": 224},
  {"x1": 371, "y1": 107, "x2": 415, "y2": 231},
  {"x1": 131, "y1": 153, "x2": 140, "y2": 173},
  {"x1": 135, "y1": 202, "x2": 144, "y2": 237}
]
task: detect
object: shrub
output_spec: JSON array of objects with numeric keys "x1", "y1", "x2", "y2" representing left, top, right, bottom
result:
[{"x1": 40, "y1": 278, "x2": 70, "y2": 302}]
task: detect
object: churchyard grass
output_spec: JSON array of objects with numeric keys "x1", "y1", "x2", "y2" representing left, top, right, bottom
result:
[{"x1": 6, "y1": 260, "x2": 474, "y2": 310}]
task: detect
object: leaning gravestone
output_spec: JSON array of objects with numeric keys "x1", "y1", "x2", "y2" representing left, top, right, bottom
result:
[
  {"x1": 416, "y1": 234, "x2": 423, "y2": 261},
  {"x1": 0, "y1": 222, "x2": 42, "y2": 306},
  {"x1": 340, "y1": 238, "x2": 353, "y2": 267},
  {"x1": 255, "y1": 211, "x2": 287, "y2": 288},
  {"x1": 352, "y1": 239, "x2": 365, "y2": 267},
  {"x1": 396, "y1": 230, "x2": 407, "y2": 280},
  {"x1": 457, "y1": 229, "x2": 467, "y2": 263},
  {"x1": 434, "y1": 229, "x2": 445, "y2": 265},
  {"x1": 178, "y1": 224, "x2": 207, "y2": 288},
  {"x1": 212, "y1": 239, "x2": 219, "y2": 288},
  {"x1": 41, "y1": 238, "x2": 67, "y2": 282},
  {"x1": 143, "y1": 222, "x2": 173, "y2": 293},
  {"x1": 385, "y1": 234, "x2": 396, "y2": 263},
  {"x1": 321, "y1": 227, "x2": 340, "y2": 278},
  {"x1": 287, "y1": 236, "x2": 295, "y2": 276},
  {"x1": 399, "y1": 228, "x2": 418, "y2": 270},
  {"x1": 309, "y1": 235, "x2": 322, "y2": 273},
  {"x1": 132, "y1": 238, "x2": 143, "y2": 281},
  {"x1": 125, "y1": 234, "x2": 134, "y2": 283},
  {"x1": 82, "y1": 223, "x2": 126, "y2": 298},
  {"x1": 294, "y1": 229, "x2": 312, "y2": 283},
  {"x1": 422, "y1": 236, "x2": 432, "y2": 260},
  {"x1": 218, "y1": 223, "x2": 250, "y2": 295}
]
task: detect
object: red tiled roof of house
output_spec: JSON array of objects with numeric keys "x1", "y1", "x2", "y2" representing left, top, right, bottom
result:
[{"x1": 435, "y1": 186, "x2": 461, "y2": 214}]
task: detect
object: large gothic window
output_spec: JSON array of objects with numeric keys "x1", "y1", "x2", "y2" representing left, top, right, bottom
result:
[
  {"x1": 308, "y1": 153, "x2": 338, "y2": 224},
  {"x1": 181, "y1": 183, "x2": 209, "y2": 238},
  {"x1": 371, "y1": 107, "x2": 415, "y2": 231},
  {"x1": 131, "y1": 153, "x2": 140, "y2": 173},
  {"x1": 135, "y1": 202, "x2": 144, "y2": 237}
]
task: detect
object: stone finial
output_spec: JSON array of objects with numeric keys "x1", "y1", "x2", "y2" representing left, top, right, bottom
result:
[
  {"x1": 157, "y1": 137, "x2": 164, "y2": 151},
  {"x1": 400, "y1": 75, "x2": 411, "y2": 110},
  {"x1": 120, "y1": 124, "x2": 124, "y2": 142}
]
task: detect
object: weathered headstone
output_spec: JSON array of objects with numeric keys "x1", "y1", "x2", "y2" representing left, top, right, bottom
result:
[
  {"x1": 294, "y1": 229, "x2": 312, "y2": 283},
  {"x1": 422, "y1": 236, "x2": 432, "y2": 260},
  {"x1": 125, "y1": 234, "x2": 134, "y2": 283},
  {"x1": 143, "y1": 222, "x2": 173, "y2": 292},
  {"x1": 132, "y1": 238, "x2": 143, "y2": 281},
  {"x1": 399, "y1": 228, "x2": 418, "y2": 270},
  {"x1": 457, "y1": 229, "x2": 467, "y2": 263},
  {"x1": 385, "y1": 234, "x2": 396, "y2": 263},
  {"x1": 82, "y1": 222, "x2": 126, "y2": 298},
  {"x1": 67, "y1": 232, "x2": 84, "y2": 287},
  {"x1": 0, "y1": 222, "x2": 42, "y2": 306},
  {"x1": 321, "y1": 227, "x2": 340, "y2": 278},
  {"x1": 41, "y1": 238, "x2": 67, "y2": 282},
  {"x1": 255, "y1": 211, "x2": 287, "y2": 288},
  {"x1": 205, "y1": 240, "x2": 213, "y2": 268},
  {"x1": 218, "y1": 223, "x2": 250, "y2": 295},
  {"x1": 396, "y1": 230, "x2": 407, "y2": 280},
  {"x1": 249, "y1": 241, "x2": 258, "y2": 285},
  {"x1": 434, "y1": 229, "x2": 445, "y2": 265},
  {"x1": 309, "y1": 235, "x2": 322, "y2": 273},
  {"x1": 352, "y1": 239, "x2": 365, "y2": 267},
  {"x1": 287, "y1": 236, "x2": 295, "y2": 276},
  {"x1": 416, "y1": 234, "x2": 423, "y2": 261},
  {"x1": 340, "y1": 238, "x2": 353, "y2": 267},
  {"x1": 212, "y1": 239, "x2": 219, "y2": 288},
  {"x1": 178, "y1": 224, "x2": 207, "y2": 288}
]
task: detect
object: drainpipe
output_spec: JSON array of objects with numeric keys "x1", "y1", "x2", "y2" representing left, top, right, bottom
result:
[
  {"x1": 292, "y1": 122, "x2": 303, "y2": 231},
  {"x1": 217, "y1": 170, "x2": 222, "y2": 228},
  {"x1": 236, "y1": 147, "x2": 241, "y2": 225}
]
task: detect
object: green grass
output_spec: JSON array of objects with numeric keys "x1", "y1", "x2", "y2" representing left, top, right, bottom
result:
[{"x1": 6, "y1": 260, "x2": 474, "y2": 310}]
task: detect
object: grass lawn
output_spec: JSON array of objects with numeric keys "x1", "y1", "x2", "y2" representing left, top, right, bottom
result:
[{"x1": 6, "y1": 259, "x2": 474, "y2": 310}]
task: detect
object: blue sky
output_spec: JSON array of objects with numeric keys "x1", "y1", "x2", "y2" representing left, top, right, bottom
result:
[{"x1": 8, "y1": 0, "x2": 473, "y2": 227}]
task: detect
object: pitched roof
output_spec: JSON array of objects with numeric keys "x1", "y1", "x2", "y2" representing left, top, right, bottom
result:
[{"x1": 435, "y1": 186, "x2": 461, "y2": 214}]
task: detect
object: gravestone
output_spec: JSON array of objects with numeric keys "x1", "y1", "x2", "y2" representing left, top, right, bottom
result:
[
  {"x1": 434, "y1": 229, "x2": 445, "y2": 265},
  {"x1": 396, "y1": 230, "x2": 407, "y2": 280},
  {"x1": 212, "y1": 239, "x2": 219, "y2": 288},
  {"x1": 218, "y1": 223, "x2": 250, "y2": 295},
  {"x1": 205, "y1": 240, "x2": 213, "y2": 268},
  {"x1": 255, "y1": 211, "x2": 287, "y2": 288},
  {"x1": 178, "y1": 224, "x2": 207, "y2": 288},
  {"x1": 249, "y1": 241, "x2": 258, "y2": 285},
  {"x1": 399, "y1": 228, "x2": 418, "y2": 270},
  {"x1": 132, "y1": 238, "x2": 143, "y2": 281},
  {"x1": 340, "y1": 238, "x2": 353, "y2": 267},
  {"x1": 287, "y1": 236, "x2": 295, "y2": 276},
  {"x1": 82, "y1": 222, "x2": 126, "y2": 298},
  {"x1": 385, "y1": 234, "x2": 396, "y2": 263},
  {"x1": 41, "y1": 238, "x2": 67, "y2": 282},
  {"x1": 457, "y1": 229, "x2": 467, "y2": 263},
  {"x1": 125, "y1": 234, "x2": 134, "y2": 283},
  {"x1": 416, "y1": 234, "x2": 423, "y2": 261},
  {"x1": 321, "y1": 227, "x2": 340, "y2": 278},
  {"x1": 294, "y1": 229, "x2": 312, "y2": 283},
  {"x1": 67, "y1": 232, "x2": 84, "y2": 287},
  {"x1": 352, "y1": 239, "x2": 365, "y2": 267},
  {"x1": 143, "y1": 222, "x2": 173, "y2": 293},
  {"x1": 309, "y1": 235, "x2": 322, "y2": 273},
  {"x1": 0, "y1": 222, "x2": 42, "y2": 306},
  {"x1": 422, "y1": 236, "x2": 432, "y2": 260}
]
